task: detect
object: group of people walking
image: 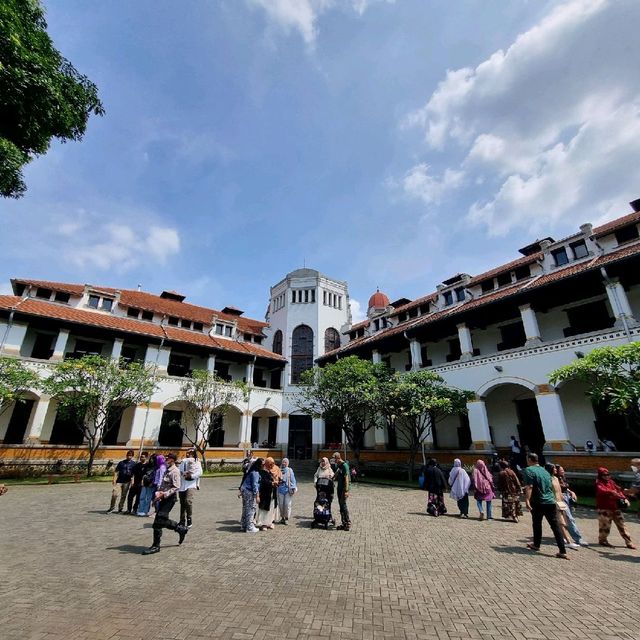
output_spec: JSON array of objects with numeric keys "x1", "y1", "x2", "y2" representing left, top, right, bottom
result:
[
  {"x1": 423, "y1": 452, "x2": 637, "y2": 559},
  {"x1": 107, "y1": 448, "x2": 203, "y2": 555}
]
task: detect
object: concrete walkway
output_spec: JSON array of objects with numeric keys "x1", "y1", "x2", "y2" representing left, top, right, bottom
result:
[{"x1": 0, "y1": 477, "x2": 638, "y2": 640}]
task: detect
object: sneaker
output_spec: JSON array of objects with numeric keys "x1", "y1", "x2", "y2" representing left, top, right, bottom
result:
[
  {"x1": 283, "y1": 519, "x2": 288, "y2": 526},
  {"x1": 246, "y1": 526, "x2": 259, "y2": 533},
  {"x1": 176, "y1": 524, "x2": 188, "y2": 545},
  {"x1": 105, "y1": 509, "x2": 114, "y2": 514},
  {"x1": 478, "y1": 513, "x2": 485, "y2": 521},
  {"x1": 567, "y1": 543, "x2": 580, "y2": 550},
  {"x1": 142, "y1": 546, "x2": 160, "y2": 555},
  {"x1": 578, "y1": 540, "x2": 590, "y2": 546},
  {"x1": 187, "y1": 519, "x2": 193, "y2": 529}
]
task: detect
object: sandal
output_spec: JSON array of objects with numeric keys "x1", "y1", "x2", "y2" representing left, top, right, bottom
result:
[
  {"x1": 556, "y1": 553, "x2": 570, "y2": 560},
  {"x1": 526, "y1": 543, "x2": 540, "y2": 551},
  {"x1": 599, "y1": 541, "x2": 614, "y2": 548},
  {"x1": 626, "y1": 543, "x2": 637, "y2": 550}
]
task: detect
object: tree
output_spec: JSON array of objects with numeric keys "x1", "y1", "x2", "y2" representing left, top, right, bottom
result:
[
  {"x1": 0, "y1": 356, "x2": 40, "y2": 416},
  {"x1": 298, "y1": 356, "x2": 383, "y2": 469},
  {"x1": 377, "y1": 368, "x2": 473, "y2": 480},
  {"x1": 174, "y1": 370, "x2": 247, "y2": 470},
  {"x1": 43, "y1": 356, "x2": 157, "y2": 476},
  {"x1": 0, "y1": 0, "x2": 104, "y2": 198},
  {"x1": 549, "y1": 342, "x2": 640, "y2": 440}
]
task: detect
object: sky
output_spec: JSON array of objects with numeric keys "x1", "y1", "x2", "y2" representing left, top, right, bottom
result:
[{"x1": 2, "y1": 0, "x2": 640, "y2": 323}]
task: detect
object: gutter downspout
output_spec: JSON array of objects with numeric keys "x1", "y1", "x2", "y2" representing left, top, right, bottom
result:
[{"x1": 0, "y1": 309, "x2": 15, "y2": 356}]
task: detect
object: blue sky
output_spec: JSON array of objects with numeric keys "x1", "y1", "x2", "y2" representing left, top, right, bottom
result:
[{"x1": 2, "y1": 0, "x2": 640, "y2": 322}]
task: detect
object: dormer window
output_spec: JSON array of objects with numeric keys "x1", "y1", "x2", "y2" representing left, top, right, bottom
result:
[
  {"x1": 101, "y1": 298, "x2": 113, "y2": 312},
  {"x1": 54, "y1": 291, "x2": 70, "y2": 303},
  {"x1": 481, "y1": 279, "x2": 495, "y2": 293},
  {"x1": 614, "y1": 224, "x2": 639, "y2": 245},
  {"x1": 570, "y1": 240, "x2": 588, "y2": 259},
  {"x1": 497, "y1": 272, "x2": 512, "y2": 287},
  {"x1": 419, "y1": 303, "x2": 430, "y2": 315},
  {"x1": 398, "y1": 312, "x2": 407, "y2": 322},
  {"x1": 551, "y1": 247, "x2": 569, "y2": 267},
  {"x1": 181, "y1": 320, "x2": 192, "y2": 330},
  {"x1": 514, "y1": 265, "x2": 531, "y2": 280},
  {"x1": 455, "y1": 287, "x2": 465, "y2": 302},
  {"x1": 87, "y1": 292, "x2": 114, "y2": 311},
  {"x1": 36, "y1": 287, "x2": 52, "y2": 300},
  {"x1": 193, "y1": 322, "x2": 203, "y2": 331},
  {"x1": 168, "y1": 316, "x2": 179, "y2": 326},
  {"x1": 215, "y1": 323, "x2": 233, "y2": 337},
  {"x1": 127, "y1": 307, "x2": 140, "y2": 318},
  {"x1": 88, "y1": 295, "x2": 100, "y2": 309},
  {"x1": 141, "y1": 310, "x2": 154, "y2": 321},
  {"x1": 443, "y1": 291, "x2": 453, "y2": 306}
]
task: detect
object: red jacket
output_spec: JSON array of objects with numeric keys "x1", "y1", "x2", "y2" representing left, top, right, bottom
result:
[{"x1": 595, "y1": 478, "x2": 625, "y2": 511}]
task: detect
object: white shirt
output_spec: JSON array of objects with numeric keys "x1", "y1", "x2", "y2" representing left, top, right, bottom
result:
[{"x1": 179, "y1": 457, "x2": 202, "y2": 491}]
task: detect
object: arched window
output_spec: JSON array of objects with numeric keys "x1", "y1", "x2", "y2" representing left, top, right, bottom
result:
[
  {"x1": 291, "y1": 324, "x2": 314, "y2": 384},
  {"x1": 324, "y1": 327, "x2": 341, "y2": 353},
  {"x1": 272, "y1": 329, "x2": 283, "y2": 355}
]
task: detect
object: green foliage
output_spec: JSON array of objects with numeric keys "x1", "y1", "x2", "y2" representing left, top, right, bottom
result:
[
  {"x1": 0, "y1": 0, "x2": 104, "y2": 197},
  {"x1": 0, "y1": 356, "x2": 40, "y2": 415},
  {"x1": 549, "y1": 342, "x2": 640, "y2": 418},
  {"x1": 42, "y1": 356, "x2": 157, "y2": 474},
  {"x1": 176, "y1": 369, "x2": 246, "y2": 463},
  {"x1": 298, "y1": 356, "x2": 383, "y2": 463}
]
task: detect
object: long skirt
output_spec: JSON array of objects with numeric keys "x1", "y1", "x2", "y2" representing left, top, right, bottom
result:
[
  {"x1": 256, "y1": 502, "x2": 278, "y2": 527},
  {"x1": 427, "y1": 492, "x2": 447, "y2": 517},
  {"x1": 501, "y1": 493, "x2": 523, "y2": 520}
]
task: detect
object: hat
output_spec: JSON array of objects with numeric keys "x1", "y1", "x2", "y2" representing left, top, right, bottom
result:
[{"x1": 597, "y1": 467, "x2": 609, "y2": 477}]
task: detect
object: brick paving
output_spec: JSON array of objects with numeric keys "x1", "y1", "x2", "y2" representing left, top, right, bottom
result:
[{"x1": 0, "y1": 476, "x2": 639, "y2": 640}]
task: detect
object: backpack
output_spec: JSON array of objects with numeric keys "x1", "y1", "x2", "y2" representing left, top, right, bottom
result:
[{"x1": 142, "y1": 468, "x2": 155, "y2": 488}]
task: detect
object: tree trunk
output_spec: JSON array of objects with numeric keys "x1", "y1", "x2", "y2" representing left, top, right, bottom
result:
[
  {"x1": 407, "y1": 448, "x2": 419, "y2": 482},
  {"x1": 87, "y1": 445, "x2": 97, "y2": 477}
]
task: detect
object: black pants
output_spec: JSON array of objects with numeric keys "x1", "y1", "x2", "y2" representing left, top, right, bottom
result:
[
  {"x1": 127, "y1": 483, "x2": 142, "y2": 513},
  {"x1": 531, "y1": 503, "x2": 566, "y2": 554},
  {"x1": 337, "y1": 492, "x2": 350, "y2": 527},
  {"x1": 152, "y1": 495, "x2": 179, "y2": 547}
]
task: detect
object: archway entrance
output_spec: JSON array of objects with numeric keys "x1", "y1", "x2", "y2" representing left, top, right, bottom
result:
[{"x1": 288, "y1": 414, "x2": 312, "y2": 459}]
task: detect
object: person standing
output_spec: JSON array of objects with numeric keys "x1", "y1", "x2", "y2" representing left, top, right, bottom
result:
[
  {"x1": 522, "y1": 453, "x2": 568, "y2": 559},
  {"x1": 277, "y1": 458, "x2": 297, "y2": 525},
  {"x1": 239, "y1": 458, "x2": 262, "y2": 533},
  {"x1": 496, "y1": 460, "x2": 523, "y2": 522},
  {"x1": 137, "y1": 453, "x2": 157, "y2": 517},
  {"x1": 334, "y1": 453, "x2": 351, "y2": 531},
  {"x1": 595, "y1": 467, "x2": 636, "y2": 549},
  {"x1": 624, "y1": 458, "x2": 640, "y2": 514},
  {"x1": 126, "y1": 451, "x2": 148, "y2": 515},
  {"x1": 545, "y1": 463, "x2": 579, "y2": 550},
  {"x1": 256, "y1": 457, "x2": 281, "y2": 530},
  {"x1": 448, "y1": 459, "x2": 471, "y2": 518},
  {"x1": 423, "y1": 458, "x2": 447, "y2": 517},
  {"x1": 509, "y1": 435, "x2": 522, "y2": 470},
  {"x1": 142, "y1": 452, "x2": 188, "y2": 555},
  {"x1": 314, "y1": 457, "x2": 335, "y2": 483},
  {"x1": 107, "y1": 449, "x2": 136, "y2": 514},
  {"x1": 179, "y1": 448, "x2": 202, "y2": 529},
  {"x1": 556, "y1": 464, "x2": 588, "y2": 546},
  {"x1": 472, "y1": 459, "x2": 495, "y2": 521}
]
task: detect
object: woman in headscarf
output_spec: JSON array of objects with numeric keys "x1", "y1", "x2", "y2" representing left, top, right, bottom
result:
[
  {"x1": 277, "y1": 458, "x2": 297, "y2": 525},
  {"x1": 595, "y1": 467, "x2": 636, "y2": 549},
  {"x1": 137, "y1": 452, "x2": 157, "y2": 517},
  {"x1": 239, "y1": 458, "x2": 263, "y2": 533},
  {"x1": 472, "y1": 459, "x2": 495, "y2": 520},
  {"x1": 313, "y1": 457, "x2": 335, "y2": 484},
  {"x1": 256, "y1": 456, "x2": 281, "y2": 530},
  {"x1": 448, "y1": 458, "x2": 471, "y2": 518},
  {"x1": 147, "y1": 454, "x2": 166, "y2": 517},
  {"x1": 423, "y1": 458, "x2": 447, "y2": 516},
  {"x1": 496, "y1": 460, "x2": 523, "y2": 522}
]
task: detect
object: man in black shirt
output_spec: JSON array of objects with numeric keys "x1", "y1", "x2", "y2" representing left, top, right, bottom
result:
[
  {"x1": 107, "y1": 449, "x2": 136, "y2": 514},
  {"x1": 126, "y1": 451, "x2": 148, "y2": 515}
]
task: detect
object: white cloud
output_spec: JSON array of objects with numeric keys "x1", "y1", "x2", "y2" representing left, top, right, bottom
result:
[
  {"x1": 402, "y1": 0, "x2": 640, "y2": 235},
  {"x1": 0, "y1": 282, "x2": 13, "y2": 295},
  {"x1": 349, "y1": 298, "x2": 366, "y2": 323},
  {"x1": 54, "y1": 210, "x2": 181, "y2": 272}
]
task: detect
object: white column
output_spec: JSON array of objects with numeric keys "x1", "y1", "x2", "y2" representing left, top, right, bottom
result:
[
  {"x1": 0, "y1": 322, "x2": 28, "y2": 357},
  {"x1": 145, "y1": 344, "x2": 171, "y2": 373},
  {"x1": 111, "y1": 338, "x2": 124, "y2": 361},
  {"x1": 207, "y1": 354, "x2": 216, "y2": 373},
  {"x1": 51, "y1": 328, "x2": 70, "y2": 361},
  {"x1": 605, "y1": 278, "x2": 637, "y2": 327},
  {"x1": 457, "y1": 323, "x2": 474, "y2": 359},
  {"x1": 25, "y1": 395, "x2": 52, "y2": 443},
  {"x1": 245, "y1": 361, "x2": 255, "y2": 385},
  {"x1": 534, "y1": 385, "x2": 571, "y2": 450},
  {"x1": 374, "y1": 422, "x2": 387, "y2": 450},
  {"x1": 240, "y1": 412, "x2": 251, "y2": 444},
  {"x1": 409, "y1": 339, "x2": 422, "y2": 370},
  {"x1": 519, "y1": 304, "x2": 542, "y2": 346},
  {"x1": 372, "y1": 350, "x2": 382, "y2": 364},
  {"x1": 128, "y1": 403, "x2": 163, "y2": 447},
  {"x1": 312, "y1": 417, "x2": 324, "y2": 446},
  {"x1": 276, "y1": 415, "x2": 289, "y2": 449},
  {"x1": 467, "y1": 398, "x2": 493, "y2": 450}
]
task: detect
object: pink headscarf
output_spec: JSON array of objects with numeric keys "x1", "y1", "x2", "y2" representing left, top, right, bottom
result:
[{"x1": 472, "y1": 460, "x2": 493, "y2": 495}]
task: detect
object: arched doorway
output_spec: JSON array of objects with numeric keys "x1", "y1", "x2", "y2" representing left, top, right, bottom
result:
[
  {"x1": 291, "y1": 325, "x2": 313, "y2": 384},
  {"x1": 1, "y1": 392, "x2": 38, "y2": 444}
]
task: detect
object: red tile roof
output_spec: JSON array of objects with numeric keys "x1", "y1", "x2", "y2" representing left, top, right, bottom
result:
[
  {"x1": 0, "y1": 296, "x2": 285, "y2": 363},
  {"x1": 322, "y1": 242, "x2": 640, "y2": 360},
  {"x1": 592, "y1": 210, "x2": 640, "y2": 237},
  {"x1": 11, "y1": 279, "x2": 268, "y2": 336}
]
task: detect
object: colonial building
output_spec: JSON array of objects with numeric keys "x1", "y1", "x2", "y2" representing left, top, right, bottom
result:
[
  {"x1": 319, "y1": 201, "x2": 640, "y2": 470},
  {"x1": 1, "y1": 200, "x2": 640, "y2": 471}
]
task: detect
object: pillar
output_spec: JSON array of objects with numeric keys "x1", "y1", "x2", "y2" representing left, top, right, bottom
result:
[
  {"x1": 409, "y1": 339, "x2": 422, "y2": 370},
  {"x1": 519, "y1": 304, "x2": 542, "y2": 346},
  {"x1": 240, "y1": 411, "x2": 252, "y2": 445},
  {"x1": 534, "y1": 385, "x2": 571, "y2": 450},
  {"x1": 0, "y1": 322, "x2": 28, "y2": 357},
  {"x1": 605, "y1": 278, "x2": 637, "y2": 327},
  {"x1": 374, "y1": 421, "x2": 387, "y2": 450},
  {"x1": 111, "y1": 338, "x2": 124, "y2": 361},
  {"x1": 372, "y1": 350, "x2": 382, "y2": 364},
  {"x1": 457, "y1": 323, "x2": 474, "y2": 360},
  {"x1": 51, "y1": 329, "x2": 70, "y2": 361},
  {"x1": 245, "y1": 361, "x2": 255, "y2": 385},
  {"x1": 466, "y1": 397, "x2": 493, "y2": 450},
  {"x1": 277, "y1": 414, "x2": 289, "y2": 450},
  {"x1": 145, "y1": 344, "x2": 171, "y2": 373},
  {"x1": 207, "y1": 354, "x2": 216, "y2": 374},
  {"x1": 127, "y1": 403, "x2": 163, "y2": 447},
  {"x1": 25, "y1": 395, "x2": 52, "y2": 443}
]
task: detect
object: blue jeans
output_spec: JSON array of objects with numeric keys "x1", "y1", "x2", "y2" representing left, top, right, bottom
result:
[
  {"x1": 476, "y1": 499, "x2": 493, "y2": 519},
  {"x1": 137, "y1": 486, "x2": 154, "y2": 515},
  {"x1": 562, "y1": 493, "x2": 584, "y2": 543}
]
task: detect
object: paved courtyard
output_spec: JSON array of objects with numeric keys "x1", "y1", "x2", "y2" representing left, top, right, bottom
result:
[{"x1": 1, "y1": 476, "x2": 639, "y2": 640}]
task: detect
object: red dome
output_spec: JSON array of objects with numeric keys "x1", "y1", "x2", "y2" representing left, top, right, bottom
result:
[{"x1": 368, "y1": 289, "x2": 390, "y2": 310}]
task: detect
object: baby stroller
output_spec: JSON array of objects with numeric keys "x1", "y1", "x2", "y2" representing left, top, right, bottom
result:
[{"x1": 311, "y1": 477, "x2": 336, "y2": 529}]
